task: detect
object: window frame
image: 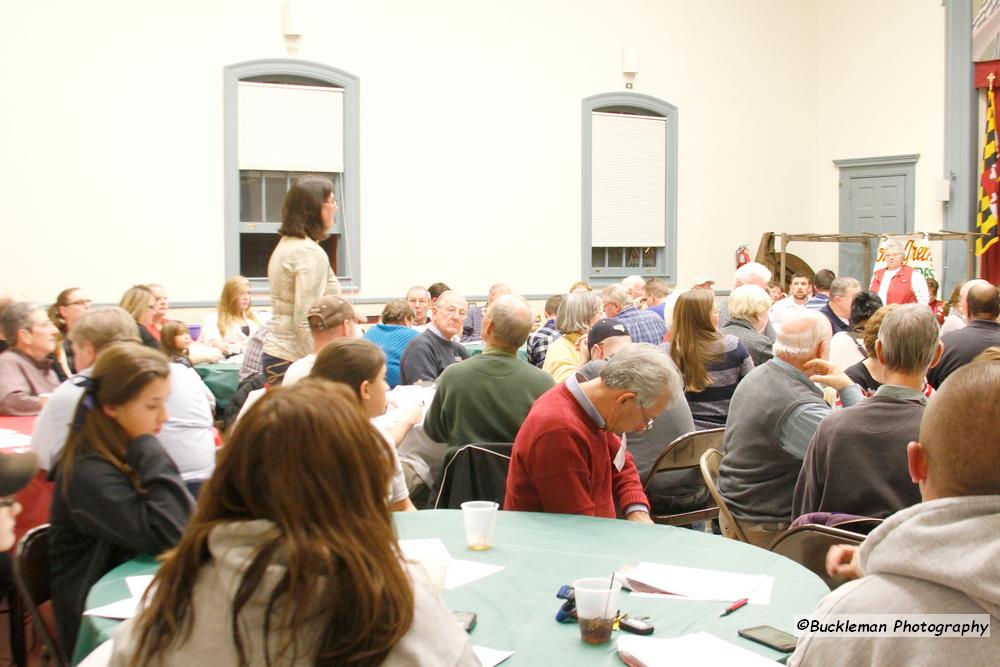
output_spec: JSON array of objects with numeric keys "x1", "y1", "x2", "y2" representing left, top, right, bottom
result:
[
  {"x1": 581, "y1": 92, "x2": 678, "y2": 285},
  {"x1": 224, "y1": 60, "x2": 360, "y2": 292}
]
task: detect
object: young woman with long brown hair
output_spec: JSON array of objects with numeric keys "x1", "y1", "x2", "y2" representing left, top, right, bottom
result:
[
  {"x1": 49, "y1": 343, "x2": 193, "y2": 658},
  {"x1": 110, "y1": 379, "x2": 476, "y2": 666},
  {"x1": 668, "y1": 288, "x2": 753, "y2": 429},
  {"x1": 311, "y1": 338, "x2": 418, "y2": 512}
]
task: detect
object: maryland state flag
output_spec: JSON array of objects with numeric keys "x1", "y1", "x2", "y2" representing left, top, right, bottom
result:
[{"x1": 978, "y1": 85, "x2": 1000, "y2": 284}]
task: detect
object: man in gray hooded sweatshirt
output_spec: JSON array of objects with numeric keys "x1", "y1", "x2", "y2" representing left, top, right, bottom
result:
[{"x1": 790, "y1": 360, "x2": 1000, "y2": 664}]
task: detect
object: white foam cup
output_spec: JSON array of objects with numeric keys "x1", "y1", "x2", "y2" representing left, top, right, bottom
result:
[{"x1": 460, "y1": 501, "x2": 498, "y2": 550}]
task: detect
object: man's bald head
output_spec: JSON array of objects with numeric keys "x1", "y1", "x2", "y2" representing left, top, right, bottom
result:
[
  {"x1": 484, "y1": 294, "x2": 533, "y2": 351},
  {"x1": 733, "y1": 262, "x2": 772, "y2": 290},
  {"x1": 487, "y1": 283, "x2": 512, "y2": 305},
  {"x1": 959, "y1": 279, "x2": 990, "y2": 318},
  {"x1": 917, "y1": 360, "x2": 1000, "y2": 498},
  {"x1": 772, "y1": 310, "x2": 832, "y2": 365},
  {"x1": 965, "y1": 282, "x2": 1000, "y2": 322}
]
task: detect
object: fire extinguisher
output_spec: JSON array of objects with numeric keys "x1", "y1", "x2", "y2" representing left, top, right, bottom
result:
[{"x1": 735, "y1": 245, "x2": 750, "y2": 269}]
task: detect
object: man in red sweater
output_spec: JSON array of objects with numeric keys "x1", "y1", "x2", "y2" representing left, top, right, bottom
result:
[{"x1": 504, "y1": 343, "x2": 679, "y2": 522}]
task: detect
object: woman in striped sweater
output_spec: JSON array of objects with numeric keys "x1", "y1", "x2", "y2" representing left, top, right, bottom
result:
[{"x1": 667, "y1": 289, "x2": 754, "y2": 429}]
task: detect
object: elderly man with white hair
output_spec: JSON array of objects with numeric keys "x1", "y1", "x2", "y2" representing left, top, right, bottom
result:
[
  {"x1": 869, "y1": 239, "x2": 929, "y2": 305},
  {"x1": 506, "y1": 344, "x2": 676, "y2": 522},
  {"x1": 622, "y1": 275, "x2": 647, "y2": 308},
  {"x1": 0, "y1": 301, "x2": 60, "y2": 415},
  {"x1": 601, "y1": 284, "x2": 666, "y2": 345},
  {"x1": 400, "y1": 291, "x2": 470, "y2": 384},
  {"x1": 717, "y1": 310, "x2": 863, "y2": 547}
]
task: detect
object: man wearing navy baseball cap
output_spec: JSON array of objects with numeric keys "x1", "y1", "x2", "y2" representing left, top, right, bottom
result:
[{"x1": 584, "y1": 317, "x2": 631, "y2": 362}]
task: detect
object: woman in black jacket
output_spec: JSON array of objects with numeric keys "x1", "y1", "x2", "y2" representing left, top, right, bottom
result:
[{"x1": 48, "y1": 342, "x2": 193, "y2": 658}]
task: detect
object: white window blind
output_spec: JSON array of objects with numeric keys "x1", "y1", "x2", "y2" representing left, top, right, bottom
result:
[
  {"x1": 591, "y1": 111, "x2": 666, "y2": 247},
  {"x1": 238, "y1": 81, "x2": 344, "y2": 172}
]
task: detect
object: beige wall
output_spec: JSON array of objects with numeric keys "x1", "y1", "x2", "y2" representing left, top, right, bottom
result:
[
  {"x1": 0, "y1": 0, "x2": 947, "y2": 307},
  {"x1": 809, "y1": 0, "x2": 947, "y2": 278}
]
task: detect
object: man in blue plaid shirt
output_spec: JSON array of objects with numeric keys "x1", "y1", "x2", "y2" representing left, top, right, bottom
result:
[
  {"x1": 601, "y1": 284, "x2": 666, "y2": 345},
  {"x1": 526, "y1": 294, "x2": 563, "y2": 367}
]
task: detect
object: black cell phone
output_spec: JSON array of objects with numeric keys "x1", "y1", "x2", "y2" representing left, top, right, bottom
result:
[
  {"x1": 737, "y1": 625, "x2": 797, "y2": 652},
  {"x1": 454, "y1": 611, "x2": 477, "y2": 633}
]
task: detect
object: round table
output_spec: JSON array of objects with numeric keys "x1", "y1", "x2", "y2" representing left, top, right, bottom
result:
[{"x1": 75, "y1": 510, "x2": 829, "y2": 665}]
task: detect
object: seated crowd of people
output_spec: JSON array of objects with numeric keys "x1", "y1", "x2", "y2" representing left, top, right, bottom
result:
[{"x1": 0, "y1": 243, "x2": 997, "y2": 663}]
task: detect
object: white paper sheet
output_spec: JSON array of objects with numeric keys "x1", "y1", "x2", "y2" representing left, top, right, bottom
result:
[
  {"x1": 398, "y1": 538, "x2": 505, "y2": 590},
  {"x1": 0, "y1": 429, "x2": 31, "y2": 449},
  {"x1": 623, "y1": 562, "x2": 773, "y2": 604},
  {"x1": 83, "y1": 597, "x2": 139, "y2": 620},
  {"x1": 381, "y1": 384, "x2": 437, "y2": 424},
  {"x1": 125, "y1": 575, "x2": 155, "y2": 600},
  {"x1": 617, "y1": 632, "x2": 779, "y2": 667},
  {"x1": 444, "y1": 559, "x2": 505, "y2": 591},
  {"x1": 472, "y1": 645, "x2": 514, "y2": 667}
]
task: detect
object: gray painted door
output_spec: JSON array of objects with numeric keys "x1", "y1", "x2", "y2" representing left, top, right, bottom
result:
[{"x1": 840, "y1": 175, "x2": 907, "y2": 283}]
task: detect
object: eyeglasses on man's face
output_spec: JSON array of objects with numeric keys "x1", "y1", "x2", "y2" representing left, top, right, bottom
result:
[{"x1": 638, "y1": 402, "x2": 655, "y2": 431}]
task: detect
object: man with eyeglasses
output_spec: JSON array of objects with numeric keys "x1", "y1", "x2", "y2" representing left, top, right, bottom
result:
[
  {"x1": 0, "y1": 302, "x2": 60, "y2": 415},
  {"x1": 405, "y1": 286, "x2": 432, "y2": 331},
  {"x1": 717, "y1": 310, "x2": 862, "y2": 547},
  {"x1": 505, "y1": 344, "x2": 676, "y2": 523},
  {"x1": 399, "y1": 291, "x2": 470, "y2": 385}
]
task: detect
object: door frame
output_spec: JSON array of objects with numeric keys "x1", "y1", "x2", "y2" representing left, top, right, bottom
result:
[{"x1": 834, "y1": 154, "x2": 919, "y2": 283}]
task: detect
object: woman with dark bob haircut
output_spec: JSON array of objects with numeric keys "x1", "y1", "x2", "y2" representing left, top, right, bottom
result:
[
  {"x1": 260, "y1": 175, "x2": 342, "y2": 384},
  {"x1": 110, "y1": 379, "x2": 476, "y2": 666}
]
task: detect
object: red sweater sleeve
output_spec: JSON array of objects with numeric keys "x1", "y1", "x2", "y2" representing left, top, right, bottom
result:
[{"x1": 612, "y1": 442, "x2": 651, "y2": 513}]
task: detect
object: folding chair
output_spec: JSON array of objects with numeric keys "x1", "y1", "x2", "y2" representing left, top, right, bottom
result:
[
  {"x1": 13, "y1": 525, "x2": 66, "y2": 667},
  {"x1": 641, "y1": 428, "x2": 724, "y2": 526},
  {"x1": 767, "y1": 523, "x2": 867, "y2": 589},
  {"x1": 699, "y1": 448, "x2": 749, "y2": 543},
  {"x1": 432, "y1": 443, "x2": 513, "y2": 510},
  {"x1": 828, "y1": 517, "x2": 883, "y2": 536}
]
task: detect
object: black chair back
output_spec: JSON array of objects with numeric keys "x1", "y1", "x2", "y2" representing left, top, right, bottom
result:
[
  {"x1": 13, "y1": 524, "x2": 66, "y2": 667},
  {"x1": 432, "y1": 443, "x2": 513, "y2": 510}
]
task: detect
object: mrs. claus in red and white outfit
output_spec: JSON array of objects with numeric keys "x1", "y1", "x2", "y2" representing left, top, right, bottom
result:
[{"x1": 869, "y1": 240, "x2": 929, "y2": 306}]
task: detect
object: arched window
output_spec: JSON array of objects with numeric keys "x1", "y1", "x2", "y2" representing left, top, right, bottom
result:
[
  {"x1": 224, "y1": 60, "x2": 360, "y2": 291},
  {"x1": 582, "y1": 92, "x2": 677, "y2": 284}
]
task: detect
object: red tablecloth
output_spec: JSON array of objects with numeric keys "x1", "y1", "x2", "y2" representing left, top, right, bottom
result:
[
  {"x1": 0, "y1": 415, "x2": 53, "y2": 542},
  {"x1": 0, "y1": 415, "x2": 35, "y2": 448}
]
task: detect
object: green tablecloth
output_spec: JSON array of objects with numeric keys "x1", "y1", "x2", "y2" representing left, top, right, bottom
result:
[
  {"x1": 75, "y1": 511, "x2": 829, "y2": 664},
  {"x1": 194, "y1": 362, "x2": 240, "y2": 412}
]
